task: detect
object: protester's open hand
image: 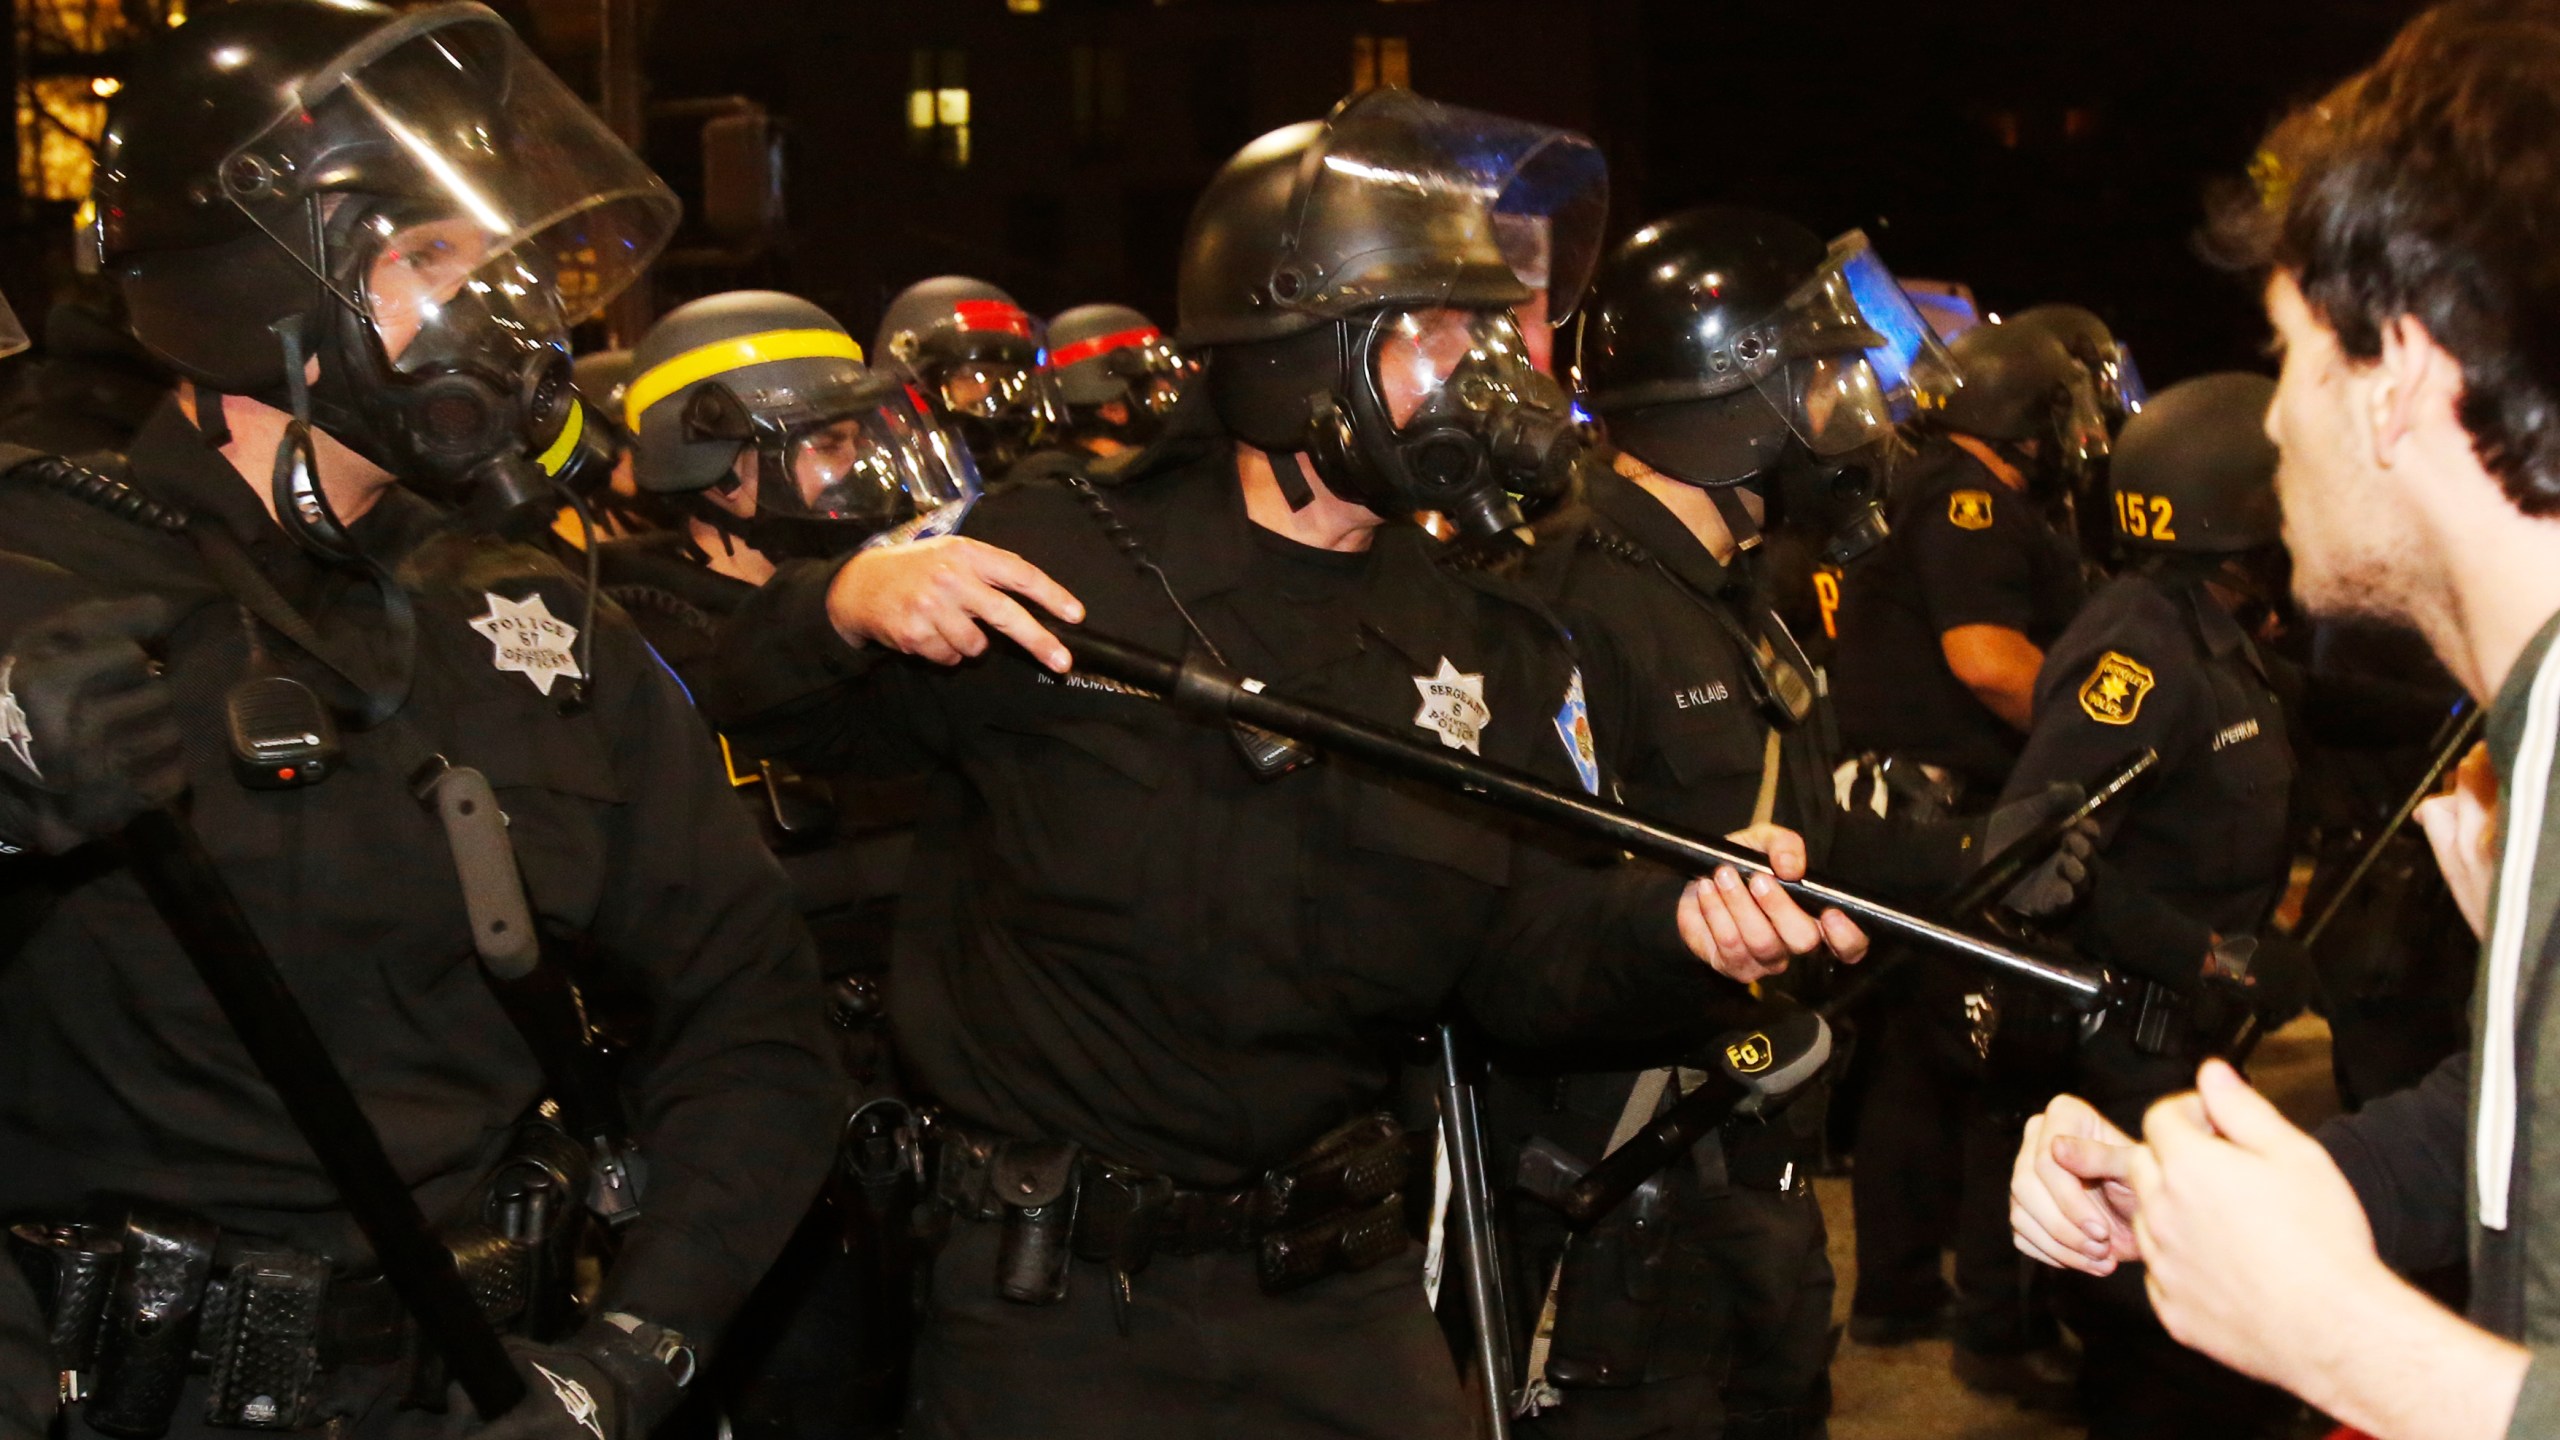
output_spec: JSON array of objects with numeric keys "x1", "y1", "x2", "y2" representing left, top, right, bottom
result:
[
  {"x1": 2414, "y1": 740, "x2": 2496, "y2": 939},
  {"x1": 2128, "y1": 1060, "x2": 2383, "y2": 1391},
  {"x1": 2012, "y1": 1090, "x2": 2143, "y2": 1275}
]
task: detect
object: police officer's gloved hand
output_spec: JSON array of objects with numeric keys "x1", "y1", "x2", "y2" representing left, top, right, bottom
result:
[
  {"x1": 474, "y1": 1316, "x2": 692, "y2": 1440},
  {"x1": 1978, "y1": 781, "x2": 2099, "y2": 919},
  {"x1": 0, "y1": 595, "x2": 183, "y2": 855}
]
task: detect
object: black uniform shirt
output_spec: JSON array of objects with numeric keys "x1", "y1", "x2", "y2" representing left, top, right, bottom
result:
[
  {"x1": 1832, "y1": 436, "x2": 2085, "y2": 793},
  {"x1": 1996, "y1": 564, "x2": 2295, "y2": 987},
  {"x1": 1524, "y1": 463, "x2": 1970, "y2": 909},
  {"x1": 693, "y1": 409, "x2": 1742, "y2": 1187},
  {"x1": 0, "y1": 401, "x2": 839, "y2": 1342}
]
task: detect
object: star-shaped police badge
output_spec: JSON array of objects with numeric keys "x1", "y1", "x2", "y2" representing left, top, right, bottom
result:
[
  {"x1": 469, "y1": 591, "x2": 583, "y2": 697},
  {"x1": 1412, "y1": 657, "x2": 1491, "y2": 756},
  {"x1": 0, "y1": 657, "x2": 37, "y2": 779}
]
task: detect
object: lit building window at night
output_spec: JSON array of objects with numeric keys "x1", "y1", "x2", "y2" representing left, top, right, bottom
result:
[
  {"x1": 907, "y1": 47, "x2": 971, "y2": 170},
  {"x1": 14, "y1": 0, "x2": 182, "y2": 203},
  {"x1": 1007, "y1": 0, "x2": 1042, "y2": 12},
  {"x1": 1351, "y1": 35, "x2": 1410, "y2": 93}
]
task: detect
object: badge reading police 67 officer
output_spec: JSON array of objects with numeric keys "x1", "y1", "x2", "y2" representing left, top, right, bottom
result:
[
  {"x1": 469, "y1": 591, "x2": 584, "y2": 697},
  {"x1": 1948, "y1": 489, "x2": 1996, "y2": 531},
  {"x1": 1413, "y1": 658, "x2": 1491, "y2": 755},
  {"x1": 2078, "y1": 650, "x2": 2156, "y2": 725}
]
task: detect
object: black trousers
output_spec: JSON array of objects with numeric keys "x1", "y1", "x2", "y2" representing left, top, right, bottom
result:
[
  {"x1": 1846, "y1": 1002, "x2": 2050, "y2": 1354},
  {"x1": 1516, "y1": 1180, "x2": 1836, "y2": 1440},
  {"x1": 906, "y1": 1217, "x2": 1469, "y2": 1440}
]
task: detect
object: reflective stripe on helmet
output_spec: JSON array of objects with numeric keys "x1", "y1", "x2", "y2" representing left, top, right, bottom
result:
[
  {"x1": 625, "y1": 328, "x2": 865, "y2": 433},
  {"x1": 535, "y1": 396, "x2": 587, "y2": 476},
  {"x1": 951, "y1": 300, "x2": 1034, "y2": 338},
  {"x1": 1049, "y1": 325, "x2": 1162, "y2": 371}
]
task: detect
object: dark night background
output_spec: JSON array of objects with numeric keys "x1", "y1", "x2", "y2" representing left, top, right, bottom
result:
[{"x1": 3, "y1": 0, "x2": 2432, "y2": 389}]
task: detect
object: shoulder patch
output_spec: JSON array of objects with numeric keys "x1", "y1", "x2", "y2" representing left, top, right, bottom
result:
[
  {"x1": 1553, "y1": 668, "x2": 1600, "y2": 795},
  {"x1": 1948, "y1": 489, "x2": 1996, "y2": 531},
  {"x1": 2077, "y1": 651, "x2": 2156, "y2": 726}
]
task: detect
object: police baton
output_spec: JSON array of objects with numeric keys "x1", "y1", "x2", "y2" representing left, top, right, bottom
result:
[
  {"x1": 122, "y1": 809, "x2": 528, "y2": 1419},
  {"x1": 1056, "y1": 628, "x2": 2114, "y2": 1010},
  {"x1": 1550, "y1": 748, "x2": 2157, "y2": 1226},
  {"x1": 2298, "y1": 699, "x2": 2482, "y2": 953}
]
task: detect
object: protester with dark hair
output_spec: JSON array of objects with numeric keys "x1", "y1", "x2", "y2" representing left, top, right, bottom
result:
[{"x1": 2013, "y1": 5, "x2": 2560, "y2": 1435}]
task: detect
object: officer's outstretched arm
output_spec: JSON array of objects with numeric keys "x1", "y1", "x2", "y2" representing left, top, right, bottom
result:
[{"x1": 578, "y1": 616, "x2": 842, "y2": 1350}]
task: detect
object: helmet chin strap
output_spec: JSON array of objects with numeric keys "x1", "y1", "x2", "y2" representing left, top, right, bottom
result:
[{"x1": 1706, "y1": 482, "x2": 1765, "y2": 554}]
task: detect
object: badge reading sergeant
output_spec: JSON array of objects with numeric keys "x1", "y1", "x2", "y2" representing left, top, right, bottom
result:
[
  {"x1": 1948, "y1": 489, "x2": 1996, "y2": 531},
  {"x1": 1413, "y1": 657, "x2": 1491, "y2": 755},
  {"x1": 2077, "y1": 651, "x2": 2156, "y2": 726},
  {"x1": 469, "y1": 591, "x2": 584, "y2": 697}
]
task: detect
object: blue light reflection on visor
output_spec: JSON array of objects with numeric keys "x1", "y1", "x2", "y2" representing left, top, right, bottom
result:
[{"x1": 1836, "y1": 240, "x2": 1939, "y2": 403}]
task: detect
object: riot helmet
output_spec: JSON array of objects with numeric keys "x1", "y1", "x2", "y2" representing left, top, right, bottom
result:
[
  {"x1": 1938, "y1": 320, "x2": 2109, "y2": 489},
  {"x1": 573, "y1": 349, "x2": 639, "y2": 454},
  {"x1": 875, "y1": 277, "x2": 1060, "y2": 477},
  {"x1": 630, "y1": 290, "x2": 979, "y2": 560},
  {"x1": 1176, "y1": 87, "x2": 1606, "y2": 545},
  {"x1": 94, "y1": 1, "x2": 677, "y2": 547},
  {"x1": 1045, "y1": 303, "x2": 1188, "y2": 452},
  {"x1": 1574, "y1": 207, "x2": 1957, "y2": 563},
  {"x1": 2108, "y1": 372, "x2": 2279, "y2": 556},
  {"x1": 2010, "y1": 303, "x2": 2148, "y2": 428}
]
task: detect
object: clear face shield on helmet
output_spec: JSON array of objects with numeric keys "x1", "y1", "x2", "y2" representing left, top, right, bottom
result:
[
  {"x1": 782, "y1": 375, "x2": 983, "y2": 534},
  {"x1": 1750, "y1": 230, "x2": 1958, "y2": 459},
  {"x1": 214, "y1": 5, "x2": 677, "y2": 519},
  {"x1": 1739, "y1": 233, "x2": 1956, "y2": 561}
]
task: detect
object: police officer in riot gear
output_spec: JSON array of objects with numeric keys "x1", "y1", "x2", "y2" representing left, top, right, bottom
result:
[
  {"x1": 1499, "y1": 205, "x2": 2086, "y2": 1440},
  {"x1": 1831, "y1": 320, "x2": 2100, "y2": 797},
  {"x1": 606, "y1": 290, "x2": 980, "y2": 1440},
  {"x1": 2008, "y1": 304, "x2": 2146, "y2": 435},
  {"x1": 1043, "y1": 304, "x2": 1188, "y2": 459},
  {"x1": 0, "y1": 8, "x2": 839, "y2": 1440},
  {"x1": 1825, "y1": 318, "x2": 2098, "y2": 1393},
  {"x1": 626, "y1": 291, "x2": 978, "y2": 579},
  {"x1": 1988, "y1": 372, "x2": 2319, "y2": 1437},
  {"x1": 875, "y1": 277, "x2": 1062, "y2": 480},
  {"x1": 689, "y1": 89, "x2": 1867, "y2": 1440},
  {"x1": 2007, "y1": 304, "x2": 2149, "y2": 565}
]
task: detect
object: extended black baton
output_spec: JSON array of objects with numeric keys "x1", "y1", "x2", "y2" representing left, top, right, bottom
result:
[
  {"x1": 123, "y1": 809, "x2": 527, "y2": 1419},
  {"x1": 1549, "y1": 747, "x2": 2159, "y2": 1225},
  {"x1": 1058, "y1": 628, "x2": 2113, "y2": 1010}
]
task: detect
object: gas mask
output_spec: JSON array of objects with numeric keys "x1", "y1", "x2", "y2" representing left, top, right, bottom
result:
[
  {"x1": 206, "y1": 7, "x2": 676, "y2": 553},
  {"x1": 683, "y1": 370, "x2": 981, "y2": 562},
  {"x1": 1306, "y1": 307, "x2": 1582, "y2": 546}
]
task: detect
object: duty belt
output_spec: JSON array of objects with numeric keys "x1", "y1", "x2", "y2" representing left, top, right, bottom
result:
[{"x1": 931, "y1": 1114, "x2": 1429, "y2": 1310}]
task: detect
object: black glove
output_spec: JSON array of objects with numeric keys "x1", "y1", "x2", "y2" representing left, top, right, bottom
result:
[
  {"x1": 473, "y1": 1317, "x2": 692, "y2": 1440},
  {"x1": 0, "y1": 595, "x2": 182, "y2": 855},
  {"x1": 1978, "y1": 781, "x2": 2099, "y2": 919}
]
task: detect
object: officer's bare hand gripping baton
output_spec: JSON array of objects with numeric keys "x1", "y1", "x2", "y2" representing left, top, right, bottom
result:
[
  {"x1": 121, "y1": 810, "x2": 527, "y2": 1419},
  {"x1": 1058, "y1": 627, "x2": 2113, "y2": 1009}
]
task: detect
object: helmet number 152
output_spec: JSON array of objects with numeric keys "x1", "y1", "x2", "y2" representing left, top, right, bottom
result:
[{"x1": 2114, "y1": 490, "x2": 2176, "y2": 542}]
